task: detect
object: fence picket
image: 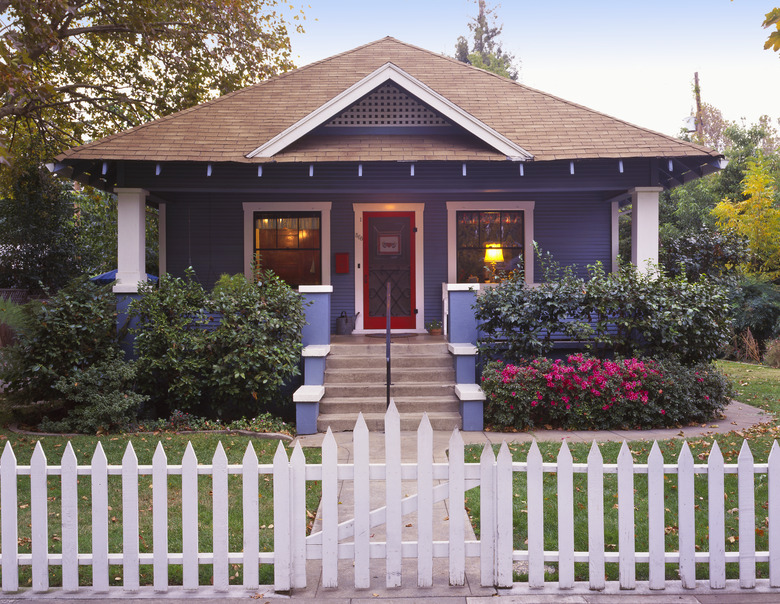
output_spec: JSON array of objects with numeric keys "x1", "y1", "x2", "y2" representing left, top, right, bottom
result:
[
  {"x1": 0, "y1": 442, "x2": 19, "y2": 593},
  {"x1": 587, "y1": 442, "x2": 605, "y2": 591},
  {"x1": 290, "y1": 443, "x2": 307, "y2": 589},
  {"x1": 557, "y1": 441, "x2": 574, "y2": 589},
  {"x1": 121, "y1": 442, "x2": 140, "y2": 592},
  {"x1": 353, "y1": 413, "x2": 371, "y2": 588},
  {"x1": 385, "y1": 402, "x2": 402, "y2": 587},
  {"x1": 91, "y1": 442, "x2": 109, "y2": 592},
  {"x1": 678, "y1": 442, "x2": 695, "y2": 589},
  {"x1": 647, "y1": 441, "x2": 665, "y2": 590},
  {"x1": 181, "y1": 442, "x2": 199, "y2": 590},
  {"x1": 738, "y1": 440, "x2": 756, "y2": 588},
  {"x1": 527, "y1": 440, "x2": 544, "y2": 588},
  {"x1": 617, "y1": 441, "x2": 636, "y2": 589},
  {"x1": 273, "y1": 440, "x2": 291, "y2": 591},
  {"x1": 321, "y1": 428, "x2": 339, "y2": 587},
  {"x1": 417, "y1": 413, "x2": 434, "y2": 587},
  {"x1": 495, "y1": 442, "x2": 513, "y2": 587},
  {"x1": 242, "y1": 442, "x2": 260, "y2": 590},
  {"x1": 152, "y1": 442, "x2": 169, "y2": 592},
  {"x1": 708, "y1": 440, "x2": 726, "y2": 588},
  {"x1": 30, "y1": 442, "x2": 48, "y2": 593},
  {"x1": 479, "y1": 442, "x2": 495, "y2": 587},
  {"x1": 769, "y1": 440, "x2": 780, "y2": 587},
  {"x1": 212, "y1": 442, "x2": 229, "y2": 591},
  {"x1": 448, "y1": 429, "x2": 465, "y2": 586},
  {"x1": 61, "y1": 443, "x2": 79, "y2": 592}
]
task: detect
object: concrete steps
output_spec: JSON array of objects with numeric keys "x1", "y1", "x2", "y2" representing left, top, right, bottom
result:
[{"x1": 317, "y1": 335, "x2": 461, "y2": 432}]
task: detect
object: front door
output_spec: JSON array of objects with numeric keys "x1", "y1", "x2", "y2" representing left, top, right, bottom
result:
[{"x1": 363, "y1": 212, "x2": 416, "y2": 329}]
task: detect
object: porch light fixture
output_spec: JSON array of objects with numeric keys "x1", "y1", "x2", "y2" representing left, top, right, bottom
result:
[
  {"x1": 519, "y1": 164, "x2": 524, "y2": 176},
  {"x1": 102, "y1": 162, "x2": 108, "y2": 175},
  {"x1": 206, "y1": 164, "x2": 212, "y2": 177},
  {"x1": 155, "y1": 163, "x2": 161, "y2": 176},
  {"x1": 462, "y1": 163, "x2": 467, "y2": 176},
  {"x1": 484, "y1": 245, "x2": 504, "y2": 282},
  {"x1": 618, "y1": 160, "x2": 624, "y2": 173},
  {"x1": 309, "y1": 164, "x2": 314, "y2": 177},
  {"x1": 569, "y1": 161, "x2": 575, "y2": 175},
  {"x1": 410, "y1": 164, "x2": 415, "y2": 176},
  {"x1": 258, "y1": 166, "x2": 263, "y2": 177}
]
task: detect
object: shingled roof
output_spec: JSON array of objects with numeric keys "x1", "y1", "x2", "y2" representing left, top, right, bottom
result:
[{"x1": 59, "y1": 37, "x2": 720, "y2": 164}]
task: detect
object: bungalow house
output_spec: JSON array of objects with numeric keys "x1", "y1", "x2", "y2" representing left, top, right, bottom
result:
[{"x1": 56, "y1": 37, "x2": 724, "y2": 433}]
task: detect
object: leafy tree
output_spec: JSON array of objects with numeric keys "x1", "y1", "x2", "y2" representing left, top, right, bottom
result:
[
  {"x1": 0, "y1": 142, "x2": 80, "y2": 293},
  {"x1": 0, "y1": 0, "x2": 305, "y2": 160},
  {"x1": 454, "y1": 0, "x2": 519, "y2": 81},
  {"x1": 764, "y1": 7, "x2": 780, "y2": 52},
  {"x1": 712, "y1": 152, "x2": 780, "y2": 277}
]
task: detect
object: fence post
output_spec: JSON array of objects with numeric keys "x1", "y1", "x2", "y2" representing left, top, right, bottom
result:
[
  {"x1": 181, "y1": 443, "x2": 199, "y2": 590},
  {"x1": 61, "y1": 443, "x2": 79, "y2": 592},
  {"x1": 30, "y1": 443, "x2": 49, "y2": 593},
  {"x1": 291, "y1": 443, "x2": 307, "y2": 589},
  {"x1": 479, "y1": 443, "x2": 495, "y2": 587},
  {"x1": 242, "y1": 443, "x2": 260, "y2": 590},
  {"x1": 557, "y1": 441, "x2": 575, "y2": 589},
  {"x1": 527, "y1": 441, "x2": 544, "y2": 588},
  {"x1": 353, "y1": 414, "x2": 370, "y2": 588},
  {"x1": 738, "y1": 440, "x2": 756, "y2": 588},
  {"x1": 647, "y1": 442, "x2": 665, "y2": 590},
  {"x1": 708, "y1": 441, "x2": 726, "y2": 589},
  {"x1": 417, "y1": 414, "x2": 434, "y2": 587},
  {"x1": 321, "y1": 428, "x2": 339, "y2": 588},
  {"x1": 1, "y1": 442, "x2": 18, "y2": 593},
  {"x1": 92, "y1": 442, "x2": 109, "y2": 592},
  {"x1": 769, "y1": 440, "x2": 780, "y2": 587},
  {"x1": 678, "y1": 442, "x2": 696, "y2": 588},
  {"x1": 273, "y1": 441, "x2": 292, "y2": 592},
  {"x1": 212, "y1": 442, "x2": 229, "y2": 592},
  {"x1": 122, "y1": 442, "x2": 140, "y2": 592},
  {"x1": 152, "y1": 443, "x2": 169, "y2": 592},
  {"x1": 385, "y1": 402, "x2": 402, "y2": 588},
  {"x1": 495, "y1": 442, "x2": 513, "y2": 587},
  {"x1": 617, "y1": 442, "x2": 636, "y2": 590},
  {"x1": 448, "y1": 429, "x2": 465, "y2": 586},
  {"x1": 587, "y1": 442, "x2": 605, "y2": 591}
]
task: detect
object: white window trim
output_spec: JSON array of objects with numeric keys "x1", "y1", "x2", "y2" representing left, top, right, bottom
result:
[
  {"x1": 353, "y1": 202, "x2": 425, "y2": 333},
  {"x1": 242, "y1": 202, "x2": 332, "y2": 284},
  {"x1": 446, "y1": 201, "x2": 535, "y2": 284}
]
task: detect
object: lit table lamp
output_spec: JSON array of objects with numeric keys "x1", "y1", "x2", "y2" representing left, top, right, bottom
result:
[{"x1": 484, "y1": 245, "x2": 504, "y2": 282}]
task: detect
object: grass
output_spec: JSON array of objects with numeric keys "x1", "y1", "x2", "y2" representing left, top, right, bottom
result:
[
  {"x1": 464, "y1": 361, "x2": 780, "y2": 584},
  {"x1": 0, "y1": 429, "x2": 321, "y2": 589}
]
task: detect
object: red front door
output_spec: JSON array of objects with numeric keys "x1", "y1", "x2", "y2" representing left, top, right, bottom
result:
[{"x1": 363, "y1": 212, "x2": 416, "y2": 329}]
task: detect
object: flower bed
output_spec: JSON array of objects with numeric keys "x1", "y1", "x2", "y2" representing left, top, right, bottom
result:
[{"x1": 482, "y1": 354, "x2": 732, "y2": 431}]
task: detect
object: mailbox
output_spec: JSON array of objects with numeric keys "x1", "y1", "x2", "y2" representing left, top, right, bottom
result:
[{"x1": 334, "y1": 252, "x2": 350, "y2": 274}]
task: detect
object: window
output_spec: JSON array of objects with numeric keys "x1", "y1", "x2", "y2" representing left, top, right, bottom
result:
[
  {"x1": 446, "y1": 201, "x2": 535, "y2": 284},
  {"x1": 254, "y1": 212, "x2": 321, "y2": 286},
  {"x1": 456, "y1": 211, "x2": 524, "y2": 283}
]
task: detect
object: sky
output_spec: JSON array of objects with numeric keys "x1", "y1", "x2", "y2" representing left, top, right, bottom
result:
[{"x1": 287, "y1": 0, "x2": 780, "y2": 138}]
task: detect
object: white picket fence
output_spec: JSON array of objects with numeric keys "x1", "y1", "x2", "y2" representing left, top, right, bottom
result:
[{"x1": 1, "y1": 403, "x2": 780, "y2": 596}]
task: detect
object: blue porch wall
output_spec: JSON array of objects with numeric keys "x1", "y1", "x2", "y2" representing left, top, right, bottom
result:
[{"x1": 162, "y1": 192, "x2": 611, "y2": 328}]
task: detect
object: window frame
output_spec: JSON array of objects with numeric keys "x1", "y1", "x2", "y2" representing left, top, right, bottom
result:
[
  {"x1": 446, "y1": 201, "x2": 535, "y2": 284},
  {"x1": 243, "y1": 202, "x2": 332, "y2": 285}
]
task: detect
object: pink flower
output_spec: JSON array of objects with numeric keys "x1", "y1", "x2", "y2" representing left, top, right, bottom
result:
[{"x1": 660, "y1": 409, "x2": 666, "y2": 415}]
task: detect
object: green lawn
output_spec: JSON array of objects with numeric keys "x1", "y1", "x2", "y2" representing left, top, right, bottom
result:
[
  {"x1": 0, "y1": 429, "x2": 321, "y2": 589},
  {"x1": 465, "y1": 361, "x2": 780, "y2": 583}
]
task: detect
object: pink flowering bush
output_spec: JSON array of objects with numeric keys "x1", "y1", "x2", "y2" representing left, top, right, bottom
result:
[{"x1": 482, "y1": 354, "x2": 731, "y2": 431}]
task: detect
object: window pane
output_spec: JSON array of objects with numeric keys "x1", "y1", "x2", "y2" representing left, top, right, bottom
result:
[
  {"x1": 253, "y1": 212, "x2": 322, "y2": 286},
  {"x1": 479, "y1": 212, "x2": 501, "y2": 246},
  {"x1": 456, "y1": 210, "x2": 524, "y2": 283},
  {"x1": 501, "y1": 212, "x2": 523, "y2": 248}
]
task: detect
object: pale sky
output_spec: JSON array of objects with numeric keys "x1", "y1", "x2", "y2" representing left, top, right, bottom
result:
[{"x1": 288, "y1": 0, "x2": 780, "y2": 138}]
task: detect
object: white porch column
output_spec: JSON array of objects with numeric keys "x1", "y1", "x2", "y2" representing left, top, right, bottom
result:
[
  {"x1": 114, "y1": 188, "x2": 149, "y2": 293},
  {"x1": 158, "y1": 202, "x2": 166, "y2": 276},
  {"x1": 630, "y1": 187, "x2": 662, "y2": 272},
  {"x1": 611, "y1": 200, "x2": 620, "y2": 273}
]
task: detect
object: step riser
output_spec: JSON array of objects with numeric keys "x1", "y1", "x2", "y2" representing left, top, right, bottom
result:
[
  {"x1": 319, "y1": 400, "x2": 460, "y2": 414},
  {"x1": 325, "y1": 357, "x2": 453, "y2": 370},
  {"x1": 328, "y1": 344, "x2": 450, "y2": 357},
  {"x1": 325, "y1": 384, "x2": 455, "y2": 398},
  {"x1": 317, "y1": 417, "x2": 462, "y2": 432},
  {"x1": 325, "y1": 369, "x2": 455, "y2": 384}
]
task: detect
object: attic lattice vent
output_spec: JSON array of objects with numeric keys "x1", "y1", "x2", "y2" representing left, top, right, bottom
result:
[{"x1": 324, "y1": 82, "x2": 450, "y2": 128}]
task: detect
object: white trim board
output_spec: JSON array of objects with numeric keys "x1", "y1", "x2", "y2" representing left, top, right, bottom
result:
[
  {"x1": 446, "y1": 201, "x2": 535, "y2": 284},
  {"x1": 352, "y1": 203, "x2": 426, "y2": 333},
  {"x1": 242, "y1": 202, "x2": 332, "y2": 284},
  {"x1": 246, "y1": 63, "x2": 533, "y2": 161}
]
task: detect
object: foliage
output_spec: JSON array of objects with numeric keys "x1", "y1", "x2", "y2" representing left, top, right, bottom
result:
[
  {"x1": 481, "y1": 355, "x2": 731, "y2": 431},
  {"x1": 0, "y1": 0, "x2": 305, "y2": 160},
  {"x1": 475, "y1": 252, "x2": 733, "y2": 366},
  {"x1": 729, "y1": 276, "x2": 780, "y2": 346},
  {"x1": 39, "y1": 352, "x2": 148, "y2": 434},
  {"x1": 0, "y1": 148, "x2": 80, "y2": 293},
  {"x1": 660, "y1": 225, "x2": 747, "y2": 282},
  {"x1": 0, "y1": 296, "x2": 29, "y2": 346},
  {"x1": 135, "y1": 410, "x2": 294, "y2": 436},
  {"x1": 712, "y1": 152, "x2": 780, "y2": 278},
  {"x1": 130, "y1": 269, "x2": 306, "y2": 419},
  {"x1": 764, "y1": 339, "x2": 780, "y2": 368},
  {"x1": 764, "y1": 7, "x2": 780, "y2": 52},
  {"x1": 454, "y1": 0, "x2": 519, "y2": 80},
  {"x1": 0, "y1": 278, "x2": 119, "y2": 407}
]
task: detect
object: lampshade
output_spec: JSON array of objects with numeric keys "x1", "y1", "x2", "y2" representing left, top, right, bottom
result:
[{"x1": 484, "y1": 246, "x2": 504, "y2": 263}]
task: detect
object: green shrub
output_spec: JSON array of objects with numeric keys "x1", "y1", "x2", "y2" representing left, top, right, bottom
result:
[
  {"x1": 475, "y1": 251, "x2": 732, "y2": 366},
  {"x1": 764, "y1": 339, "x2": 780, "y2": 368},
  {"x1": 730, "y1": 276, "x2": 780, "y2": 347},
  {"x1": 0, "y1": 278, "x2": 119, "y2": 407},
  {"x1": 40, "y1": 352, "x2": 148, "y2": 433},
  {"x1": 482, "y1": 354, "x2": 731, "y2": 431},
  {"x1": 130, "y1": 268, "x2": 306, "y2": 418}
]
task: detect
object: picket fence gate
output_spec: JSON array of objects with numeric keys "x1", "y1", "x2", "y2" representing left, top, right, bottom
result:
[{"x1": 1, "y1": 401, "x2": 780, "y2": 596}]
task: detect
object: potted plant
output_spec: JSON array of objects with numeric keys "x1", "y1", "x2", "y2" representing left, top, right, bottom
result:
[{"x1": 425, "y1": 319, "x2": 443, "y2": 335}]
